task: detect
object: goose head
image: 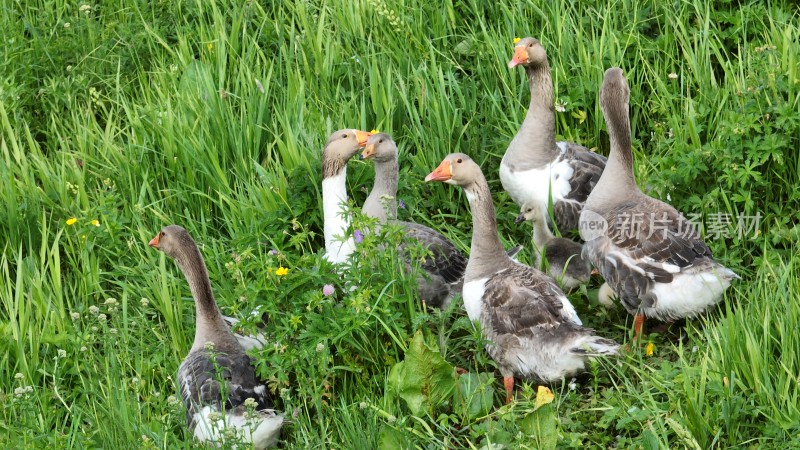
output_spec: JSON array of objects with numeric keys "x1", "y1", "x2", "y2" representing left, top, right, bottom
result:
[
  {"x1": 149, "y1": 225, "x2": 193, "y2": 259},
  {"x1": 599, "y1": 68, "x2": 630, "y2": 120},
  {"x1": 360, "y1": 133, "x2": 397, "y2": 163},
  {"x1": 514, "y1": 201, "x2": 543, "y2": 224},
  {"x1": 424, "y1": 153, "x2": 481, "y2": 187},
  {"x1": 508, "y1": 37, "x2": 548, "y2": 69},
  {"x1": 321, "y1": 129, "x2": 372, "y2": 178}
]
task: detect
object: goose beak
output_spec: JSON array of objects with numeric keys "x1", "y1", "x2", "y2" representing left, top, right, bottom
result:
[
  {"x1": 425, "y1": 160, "x2": 452, "y2": 182},
  {"x1": 508, "y1": 45, "x2": 528, "y2": 68},
  {"x1": 360, "y1": 143, "x2": 376, "y2": 160},
  {"x1": 148, "y1": 233, "x2": 161, "y2": 248},
  {"x1": 355, "y1": 130, "x2": 372, "y2": 147},
  {"x1": 514, "y1": 211, "x2": 526, "y2": 223}
]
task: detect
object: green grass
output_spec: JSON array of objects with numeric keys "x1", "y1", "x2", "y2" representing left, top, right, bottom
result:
[{"x1": 1, "y1": 0, "x2": 799, "y2": 448}]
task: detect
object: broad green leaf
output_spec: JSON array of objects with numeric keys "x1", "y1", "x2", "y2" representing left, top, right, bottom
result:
[
  {"x1": 456, "y1": 372, "x2": 493, "y2": 419},
  {"x1": 520, "y1": 403, "x2": 558, "y2": 450},
  {"x1": 388, "y1": 330, "x2": 456, "y2": 415}
]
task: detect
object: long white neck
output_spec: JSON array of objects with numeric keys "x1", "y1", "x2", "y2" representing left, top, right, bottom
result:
[{"x1": 322, "y1": 168, "x2": 355, "y2": 263}]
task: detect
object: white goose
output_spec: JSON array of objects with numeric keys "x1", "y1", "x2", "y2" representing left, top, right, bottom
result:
[
  {"x1": 426, "y1": 154, "x2": 618, "y2": 403},
  {"x1": 149, "y1": 225, "x2": 283, "y2": 449},
  {"x1": 502, "y1": 37, "x2": 606, "y2": 233},
  {"x1": 321, "y1": 129, "x2": 372, "y2": 264},
  {"x1": 580, "y1": 68, "x2": 739, "y2": 339}
]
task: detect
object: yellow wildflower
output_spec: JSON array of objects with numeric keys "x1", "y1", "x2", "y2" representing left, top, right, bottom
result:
[
  {"x1": 513, "y1": 37, "x2": 521, "y2": 44},
  {"x1": 207, "y1": 43, "x2": 213, "y2": 51},
  {"x1": 275, "y1": 267, "x2": 289, "y2": 276},
  {"x1": 91, "y1": 219, "x2": 100, "y2": 227},
  {"x1": 535, "y1": 385, "x2": 554, "y2": 409},
  {"x1": 370, "y1": 129, "x2": 379, "y2": 134},
  {"x1": 645, "y1": 342, "x2": 655, "y2": 356},
  {"x1": 66, "y1": 217, "x2": 77, "y2": 226}
]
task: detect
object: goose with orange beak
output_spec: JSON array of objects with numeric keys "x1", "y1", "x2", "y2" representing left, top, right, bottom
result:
[
  {"x1": 321, "y1": 129, "x2": 372, "y2": 264},
  {"x1": 358, "y1": 133, "x2": 467, "y2": 308},
  {"x1": 581, "y1": 68, "x2": 738, "y2": 341},
  {"x1": 500, "y1": 37, "x2": 606, "y2": 234},
  {"x1": 426, "y1": 153, "x2": 618, "y2": 403}
]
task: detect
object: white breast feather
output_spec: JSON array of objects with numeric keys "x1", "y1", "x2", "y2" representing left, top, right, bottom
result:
[
  {"x1": 322, "y1": 171, "x2": 355, "y2": 264},
  {"x1": 462, "y1": 278, "x2": 488, "y2": 322},
  {"x1": 499, "y1": 155, "x2": 575, "y2": 212}
]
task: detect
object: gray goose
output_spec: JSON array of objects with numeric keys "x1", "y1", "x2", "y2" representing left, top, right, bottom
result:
[
  {"x1": 361, "y1": 133, "x2": 519, "y2": 308},
  {"x1": 515, "y1": 201, "x2": 592, "y2": 291},
  {"x1": 425, "y1": 154, "x2": 618, "y2": 403},
  {"x1": 149, "y1": 226, "x2": 283, "y2": 449},
  {"x1": 502, "y1": 37, "x2": 607, "y2": 233},
  {"x1": 580, "y1": 68, "x2": 738, "y2": 340},
  {"x1": 321, "y1": 129, "x2": 373, "y2": 264}
]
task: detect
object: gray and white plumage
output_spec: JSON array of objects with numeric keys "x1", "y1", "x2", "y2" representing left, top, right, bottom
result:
[
  {"x1": 150, "y1": 225, "x2": 283, "y2": 449},
  {"x1": 359, "y1": 133, "x2": 466, "y2": 308},
  {"x1": 426, "y1": 154, "x2": 618, "y2": 386},
  {"x1": 362, "y1": 133, "x2": 520, "y2": 309},
  {"x1": 580, "y1": 68, "x2": 738, "y2": 322},
  {"x1": 516, "y1": 201, "x2": 592, "y2": 291},
  {"x1": 502, "y1": 37, "x2": 606, "y2": 233}
]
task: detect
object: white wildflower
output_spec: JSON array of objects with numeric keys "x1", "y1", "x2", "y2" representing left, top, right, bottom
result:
[
  {"x1": 91, "y1": 326, "x2": 98, "y2": 332},
  {"x1": 14, "y1": 373, "x2": 23, "y2": 380},
  {"x1": 64, "y1": 22, "x2": 71, "y2": 28},
  {"x1": 105, "y1": 298, "x2": 118, "y2": 306},
  {"x1": 79, "y1": 4, "x2": 91, "y2": 13},
  {"x1": 167, "y1": 395, "x2": 180, "y2": 406},
  {"x1": 14, "y1": 386, "x2": 33, "y2": 398},
  {"x1": 57, "y1": 349, "x2": 67, "y2": 358},
  {"x1": 71, "y1": 312, "x2": 80, "y2": 321},
  {"x1": 89, "y1": 305, "x2": 99, "y2": 315},
  {"x1": 206, "y1": 411, "x2": 221, "y2": 422},
  {"x1": 244, "y1": 397, "x2": 257, "y2": 408},
  {"x1": 204, "y1": 341, "x2": 215, "y2": 351},
  {"x1": 668, "y1": 72, "x2": 678, "y2": 80},
  {"x1": 140, "y1": 298, "x2": 149, "y2": 307},
  {"x1": 80, "y1": 346, "x2": 88, "y2": 352},
  {"x1": 98, "y1": 313, "x2": 107, "y2": 321},
  {"x1": 109, "y1": 328, "x2": 117, "y2": 334},
  {"x1": 359, "y1": 402, "x2": 368, "y2": 409},
  {"x1": 315, "y1": 343, "x2": 325, "y2": 353},
  {"x1": 568, "y1": 378, "x2": 577, "y2": 391}
]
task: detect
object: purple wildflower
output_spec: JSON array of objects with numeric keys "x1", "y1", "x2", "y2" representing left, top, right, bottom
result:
[
  {"x1": 354, "y1": 229, "x2": 363, "y2": 243},
  {"x1": 322, "y1": 284, "x2": 335, "y2": 296},
  {"x1": 398, "y1": 199, "x2": 406, "y2": 209},
  {"x1": 268, "y1": 249, "x2": 278, "y2": 255}
]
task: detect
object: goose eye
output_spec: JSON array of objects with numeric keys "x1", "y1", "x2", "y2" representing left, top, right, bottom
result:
[
  {"x1": 379, "y1": 139, "x2": 384, "y2": 143},
  {"x1": 342, "y1": 133, "x2": 348, "y2": 139},
  {"x1": 456, "y1": 158, "x2": 463, "y2": 163},
  {"x1": 528, "y1": 43, "x2": 534, "y2": 48},
  {"x1": 160, "y1": 231, "x2": 166, "y2": 237}
]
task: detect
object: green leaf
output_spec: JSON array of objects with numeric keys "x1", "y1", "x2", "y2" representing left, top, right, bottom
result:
[
  {"x1": 378, "y1": 425, "x2": 408, "y2": 450},
  {"x1": 519, "y1": 403, "x2": 558, "y2": 450},
  {"x1": 388, "y1": 330, "x2": 456, "y2": 415},
  {"x1": 456, "y1": 372, "x2": 494, "y2": 420}
]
